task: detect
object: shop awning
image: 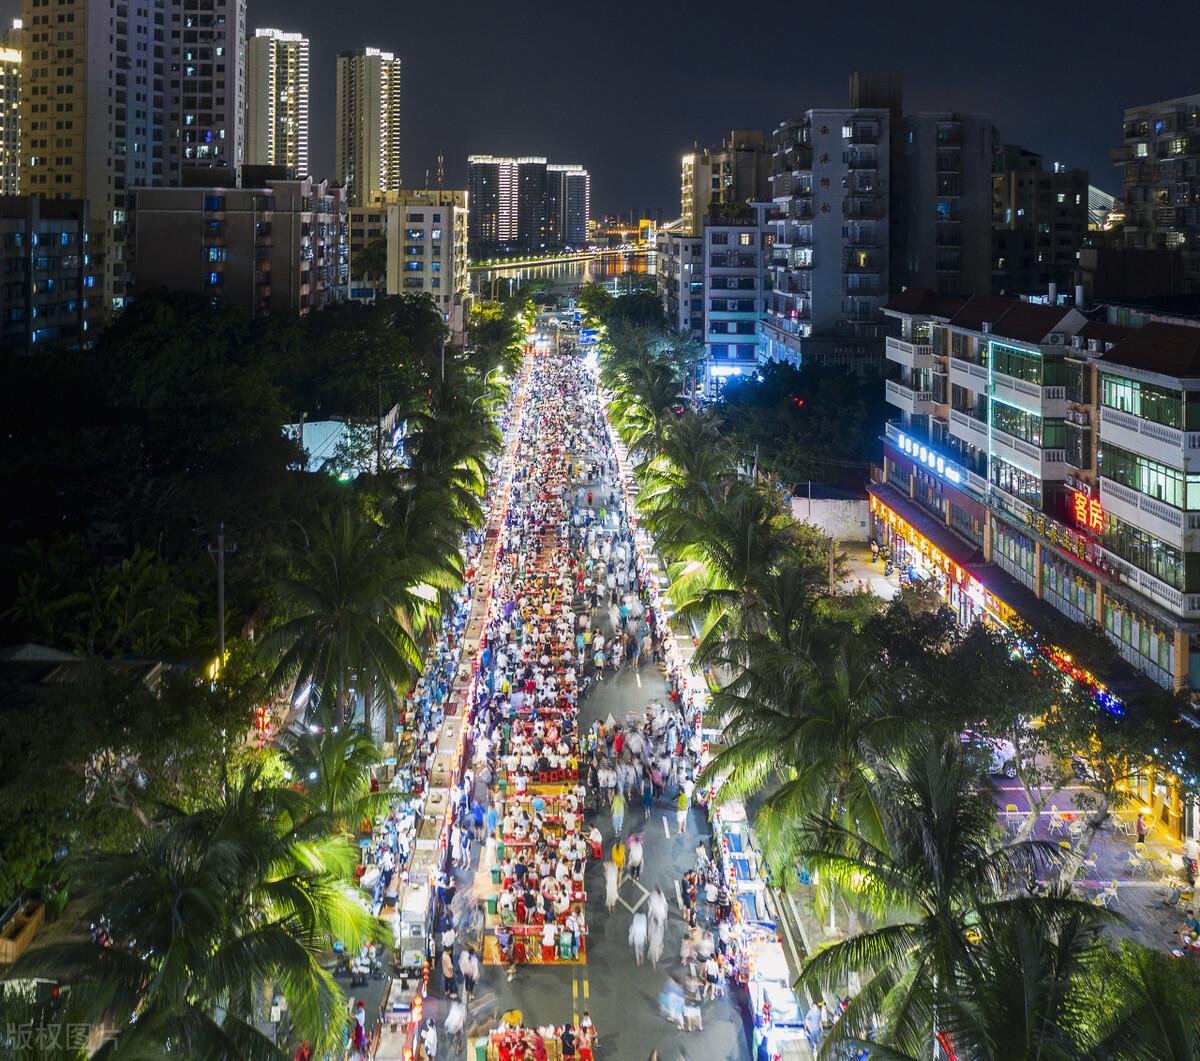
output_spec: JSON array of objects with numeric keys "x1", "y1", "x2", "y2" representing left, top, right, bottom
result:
[
  {"x1": 867, "y1": 482, "x2": 983, "y2": 567},
  {"x1": 966, "y1": 561, "x2": 1156, "y2": 703}
]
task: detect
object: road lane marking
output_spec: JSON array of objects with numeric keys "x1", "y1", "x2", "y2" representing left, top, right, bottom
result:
[
  {"x1": 674, "y1": 879, "x2": 684, "y2": 910},
  {"x1": 635, "y1": 671, "x2": 641, "y2": 688},
  {"x1": 663, "y1": 815, "x2": 671, "y2": 839},
  {"x1": 583, "y1": 979, "x2": 589, "y2": 1000}
]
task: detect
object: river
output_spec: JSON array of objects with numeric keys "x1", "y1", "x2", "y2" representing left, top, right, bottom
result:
[{"x1": 471, "y1": 250, "x2": 656, "y2": 300}]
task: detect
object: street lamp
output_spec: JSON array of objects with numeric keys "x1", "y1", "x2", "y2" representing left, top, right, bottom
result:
[{"x1": 471, "y1": 366, "x2": 506, "y2": 410}]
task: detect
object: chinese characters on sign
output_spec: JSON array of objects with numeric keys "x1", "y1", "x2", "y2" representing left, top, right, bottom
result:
[{"x1": 1071, "y1": 489, "x2": 1104, "y2": 532}]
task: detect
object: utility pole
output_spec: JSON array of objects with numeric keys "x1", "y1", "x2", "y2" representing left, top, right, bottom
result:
[{"x1": 208, "y1": 523, "x2": 237, "y2": 666}]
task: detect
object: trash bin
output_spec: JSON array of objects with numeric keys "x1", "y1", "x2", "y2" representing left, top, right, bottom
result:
[
  {"x1": 487, "y1": 896, "x2": 498, "y2": 915},
  {"x1": 491, "y1": 866, "x2": 502, "y2": 886},
  {"x1": 497, "y1": 841, "x2": 506, "y2": 861}
]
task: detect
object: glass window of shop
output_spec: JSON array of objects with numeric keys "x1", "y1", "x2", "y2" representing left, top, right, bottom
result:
[
  {"x1": 1066, "y1": 360, "x2": 1092, "y2": 405},
  {"x1": 914, "y1": 468, "x2": 944, "y2": 516},
  {"x1": 1099, "y1": 374, "x2": 1193, "y2": 429},
  {"x1": 1103, "y1": 598, "x2": 1174, "y2": 676},
  {"x1": 1041, "y1": 553, "x2": 1095, "y2": 624},
  {"x1": 990, "y1": 342, "x2": 1066, "y2": 386},
  {"x1": 1100, "y1": 511, "x2": 1198, "y2": 591},
  {"x1": 1098, "y1": 442, "x2": 1200, "y2": 509},
  {"x1": 1066, "y1": 423, "x2": 1091, "y2": 470},
  {"x1": 887, "y1": 457, "x2": 911, "y2": 494},
  {"x1": 990, "y1": 455, "x2": 1042, "y2": 507},
  {"x1": 991, "y1": 401, "x2": 1067, "y2": 448},
  {"x1": 994, "y1": 519, "x2": 1036, "y2": 576},
  {"x1": 949, "y1": 501, "x2": 983, "y2": 544}
]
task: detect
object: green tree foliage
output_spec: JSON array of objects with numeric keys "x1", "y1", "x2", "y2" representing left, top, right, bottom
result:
[
  {"x1": 15, "y1": 765, "x2": 375, "y2": 1058},
  {"x1": 717, "y1": 360, "x2": 890, "y2": 489},
  {"x1": 351, "y1": 234, "x2": 387, "y2": 281}
]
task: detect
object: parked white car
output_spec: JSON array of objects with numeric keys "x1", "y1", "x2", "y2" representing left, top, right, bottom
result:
[{"x1": 961, "y1": 730, "x2": 1019, "y2": 778}]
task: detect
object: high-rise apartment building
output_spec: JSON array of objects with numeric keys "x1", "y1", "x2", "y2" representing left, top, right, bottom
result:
[
  {"x1": 246, "y1": 29, "x2": 309, "y2": 176},
  {"x1": 763, "y1": 76, "x2": 994, "y2": 372},
  {"x1": 680, "y1": 131, "x2": 771, "y2": 236},
  {"x1": 467, "y1": 156, "x2": 585, "y2": 253},
  {"x1": 171, "y1": 0, "x2": 247, "y2": 178},
  {"x1": 700, "y1": 202, "x2": 775, "y2": 393},
  {"x1": 897, "y1": 112, "x2": 994, "y2": 296},
  {"x1": 20, "y1": 0, "x2": 176, "y2": 312},
  {"x1": 0, "y1": 196, "x2": 99, "y2": 350},
  {"x1": 1113, "y1": 93, "x2": 1200, "y2": 292},
  {"x1": 381, "y1": 189, "x2": 469, "y2": 341},
  {"x1": 991, "y1": 144, "x2": 1088, "y2": 296},
  {"x1": 335, "y1": 48, "x2": 402, "y2": 207},
  {"x1": 516, "y1": 158, "x2": 548, "y2": 248},
  {"x1": 547, "y1": 164, "x2": 590, "y2": 247},
  {"x1": 762, "y1": 106, "x2": 892, "y2": 371},
  {"x1": 0, "y1": 20, "x2": 20, "y2": 196},
  {"x1": 130, "y1": 174, "x2": 348, "y2": 316},
  {"x1": 656, "y1": 225, "x2": 704, "y2": 341}
]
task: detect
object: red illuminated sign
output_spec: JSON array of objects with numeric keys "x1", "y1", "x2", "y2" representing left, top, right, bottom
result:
[{"x1": 1072, "y1": 490, "x2": 1104, "y2": 532}]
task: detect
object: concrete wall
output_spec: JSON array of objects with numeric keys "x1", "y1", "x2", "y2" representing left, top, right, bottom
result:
[{"x1": 790, "y1": 496, "x2": 871, "y2": 542}]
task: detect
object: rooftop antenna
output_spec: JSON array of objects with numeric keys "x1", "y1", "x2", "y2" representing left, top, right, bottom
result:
[
  {"x1": 437, "y1": 153, "x2": 445, "y2": 190},
  {"x1": 424, "y1": 167, "x2": 430, "y2": 189}
]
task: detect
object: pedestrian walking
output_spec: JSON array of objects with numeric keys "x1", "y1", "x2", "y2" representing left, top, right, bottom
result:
[
  {"x1": 642, "y1": 776, "x2": 654, "y2": 820},
  {"x1": 604, "y1": 859, "x2": 618, "y2": 912},
  {"x1": 459, "y1": 945, "x2": 479, "y2": 1001},
  {"x1": 627, "y1": 834, "x2": 644, "y2": 882},
  {"x1": 612, "y1": 839, "x2": 626, "y2": 882},
  {"x1": 629, "y1": 910, "x2": 648, "y2": 965},
  {"x1": 441, "y1": 945, "x2": 457, "y2": 998},
  {"x1": 675, "y1": 790, "x2": 689, "y2": 835},
  {"x1": 612, "y1": 790, "x2": 626, "y2": 836},
  {"x1": 648, "y1": 912, "x2": 665, "y2": 967},
  {"x1": 445, "y1": 999, "x2": 467, "y2": 1052}
]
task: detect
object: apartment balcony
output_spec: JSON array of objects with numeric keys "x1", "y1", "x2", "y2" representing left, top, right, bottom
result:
[
  {"x1": 1099, "y1": 477, "x2": 1189, "y2": 551},
  {"x1": 775, "y1": 145, "x2": 814, "y2": 172},
  {"x1": 845, "y1": 125, "x2": 878, "y2": 144},
  {"x1": 844, "y1": 257, "x2": 883, "y2": 274},
  {"x1": 846, "y1": 154, "x2": 878, "y2": 170},
  {"x1": 1111, "y1": 144, "x2": 1139, "y2": 164},
  {"x1": 843, "y1": 200, "x2": 883, "y2": 220},
  {"x1": 885, "y1": 378, "x2": 935, "y2": 416},
  {"x1": 991, "y1": 374, "x2": 1064, "y2": 419},
  {"x1": 1093, "y1": 541, "x2": 1200, "y2": 619},
  {"x1": 885, "y1": 336, "x2": 934, "y2": 371},
  {"x1": 1122, "y1": 160, "x2": 1155, "y2": 183},
  {"x1": 1099, "y1": 406, "x2": 1200, "y2": 471},
  {"x1": 949, "y1": 408, "x2": 989, "y2": 452},
  {"x1": 991, "y1": 428, "x2": 1069, "y2": 480},
  {"x1": 949, "y1": 355, "x2": 988, "y2": 395}
]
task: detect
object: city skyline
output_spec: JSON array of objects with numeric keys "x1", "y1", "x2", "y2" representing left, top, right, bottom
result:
[{"x1": 2, "y1": 0, "x2": 1194, "y2": 216}]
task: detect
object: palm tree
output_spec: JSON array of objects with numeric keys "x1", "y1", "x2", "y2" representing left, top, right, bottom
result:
[
  {"x1": 707, "y1": 630, "x2": 904, "y2": 877},
  {"x1": 796, "y1": 735, "x2": 1068, "y2": 1057},
  {"x1": 284, "y1": 726, "x2": 391, "y2": 837},
  {"x1": 665, "y1": 481, "x2": 825, "y2": 658},
  {"x1": 1084, "y1": 941, "x2": 1200, "y2": 1060},
  {"x1": 261, "y1": 504, "x2": 423, "y2": 737},
  {"x1": 16, "y1": 767, "x2": 375, "y2": 1059},
  {"x1": 932, "y1": 900, "x2": 1115, "y2": 1061}
]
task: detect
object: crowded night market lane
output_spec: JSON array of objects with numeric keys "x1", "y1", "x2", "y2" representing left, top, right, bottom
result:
[{"x1": 411, "y1": 349, "x2": 754, "y2": 1061}]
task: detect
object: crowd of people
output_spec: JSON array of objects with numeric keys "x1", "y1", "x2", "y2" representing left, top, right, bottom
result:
[{"x1": 411, "y1": 348, "x2": 743, "y2": 1057}]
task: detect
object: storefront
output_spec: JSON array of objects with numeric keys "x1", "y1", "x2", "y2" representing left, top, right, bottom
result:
[{"x1": 868, "y1": 485, "x2": 993, "y2": 628}]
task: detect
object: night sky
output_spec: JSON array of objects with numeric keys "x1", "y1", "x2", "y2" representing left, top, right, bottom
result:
[{"x1": 5, "y1": 0, "x2": 1198, "y2": 217}]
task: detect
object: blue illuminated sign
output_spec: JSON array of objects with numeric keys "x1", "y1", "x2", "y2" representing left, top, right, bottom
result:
[{"x1": 895, "y1": 431, "x2": 965, "y2": 486}]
